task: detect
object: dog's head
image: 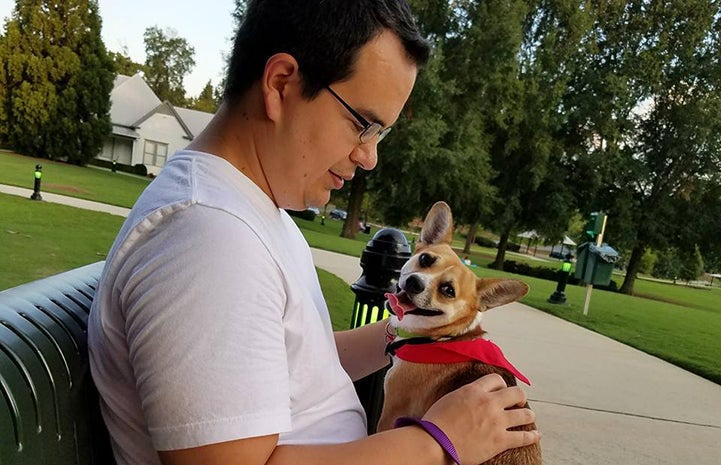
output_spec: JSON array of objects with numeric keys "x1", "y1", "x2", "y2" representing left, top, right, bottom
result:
[{"x1": 386, "y1": 201, "x2": 529, "y2": 338}]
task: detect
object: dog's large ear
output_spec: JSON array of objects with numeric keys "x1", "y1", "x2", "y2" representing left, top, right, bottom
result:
[
  {"x1": 476, "y1": 278, "x2": 529, "y2": 311},
  {"x1": 419, "y1": 201, "x2": 454, "y2": 246}
]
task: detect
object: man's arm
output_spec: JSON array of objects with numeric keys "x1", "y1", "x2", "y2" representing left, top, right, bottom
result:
[
  {"x1": 159, "y1": 428, "x2": 445, "y2": 465},
  {"x1": 334, "y1": 319, "x2": 389, "y2": 381},
  {"x1": 159, "y1": 374, "x2": 540, "y2": 465}
]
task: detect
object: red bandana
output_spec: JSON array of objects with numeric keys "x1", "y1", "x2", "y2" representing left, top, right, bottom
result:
[{"x1": 393, "y1": 338, "x2": 531, "y2": 386}]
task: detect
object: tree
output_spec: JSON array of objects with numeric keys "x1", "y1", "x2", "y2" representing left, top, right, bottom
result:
[
  {"x1": 188, "y1": 80, "x2": 219, "y2": 113},
  {"x1": 0, "y1": 0, "x2": 114, "y2": 164},
  {"x1": 475, "y1": 0, "x2": 592, "y2": 268},
  {"x1": 143, "y1": 26, "x2": 195, "y2": 106},
  {"x1": 345, "y1": 0, "x2": 465, "y2": 237},
  {"x1": 564, "y1": 0, "x2": 721, "y2": 294},
  {"x1": 110, "y1": 47, "x2": 144, "y2": 76},
  {"x1": 365, "y1": 0, "x2": 507, "y2": 236},
  {"x1": 652, "y1": 248, "x2": 682, "y2": 281},
  {"x1": 679, "y1": 245, "x2": 704, "y2": 284}
]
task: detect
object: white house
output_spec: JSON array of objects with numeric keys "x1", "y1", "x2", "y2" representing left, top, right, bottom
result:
[{"x1": 97, "y1": 73, "x2": 214, "y2": 175}]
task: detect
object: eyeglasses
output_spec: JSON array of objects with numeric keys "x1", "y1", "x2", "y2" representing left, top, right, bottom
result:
[{"x1": 325, "y1": 86, "x2": 392, "y2": 144}]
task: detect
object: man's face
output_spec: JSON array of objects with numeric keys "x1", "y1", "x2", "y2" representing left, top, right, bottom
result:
[{"x1": 263, "y1": 30, "x2": 419, "y2": 210}]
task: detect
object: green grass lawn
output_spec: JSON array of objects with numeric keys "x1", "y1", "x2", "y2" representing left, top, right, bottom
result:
[
  {"x1": 0, "y1": 193, "x2": 124, "y2": 289},
  {"x1": 0, "y1": 150, "x2": 150, "y2": 208},
  {"x1": 291, "y1": 215, "x2": 372, "y2": 258},
  {"x1": 318, "y1": 267, "x2": 357, "y2": 330}
]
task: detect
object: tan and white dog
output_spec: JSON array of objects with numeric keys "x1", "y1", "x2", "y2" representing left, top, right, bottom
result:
[{"x1": 377, "y1": 201, "x2": 541, "y2": 465}]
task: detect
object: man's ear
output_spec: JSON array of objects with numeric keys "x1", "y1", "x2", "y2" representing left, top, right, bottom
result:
[{"x1": 262, "y1": 53, "x2": 301, "y2": 122}]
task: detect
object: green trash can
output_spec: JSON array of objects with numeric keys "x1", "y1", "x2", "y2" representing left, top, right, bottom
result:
[{"x1": 575, "y1": 242, "x2": 620, "y2": 286}]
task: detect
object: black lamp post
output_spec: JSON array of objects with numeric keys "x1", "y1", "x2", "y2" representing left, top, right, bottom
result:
[
  {"x1": 30, "y1": 164, "x2": 43, "y2": 201},
  {"x1": 350, "y1": 227, "x2": 411, "y2": 433},
  {"x1": 548, "y1": 255, "x2": 573, "y2": 304}
]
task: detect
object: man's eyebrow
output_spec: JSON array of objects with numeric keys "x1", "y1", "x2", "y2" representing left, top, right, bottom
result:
[{"x1": 358, "y1": 107, "x2": 387, "y2": 128}]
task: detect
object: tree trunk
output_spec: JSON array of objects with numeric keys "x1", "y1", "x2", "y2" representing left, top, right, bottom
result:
[
  {"x1": 341, "y1": 172, "x2": 366, "y2": 239},
  {"x1": 463, "y1": 222, "x2": 479, "y2": 254},
  {"x1": 620, "y1": 244, "x2": 645, "y2": 295},
  {"x1": 490, "y1": 230, "x2": 510, "y2": 270}
]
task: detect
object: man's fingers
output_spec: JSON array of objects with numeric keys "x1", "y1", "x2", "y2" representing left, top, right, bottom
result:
[
  {"x1": 471, "y1": 373, "x2": 508, "y2": 392},
  {"x1": 506, "y1": 429, "x2": 542, "y2": 449},
  {"x1": 495, "y1": 384, "x2": 528, "y2": 409},
  {"x1": 503, "y1": 407, "x2": 536, "y2": 429}
]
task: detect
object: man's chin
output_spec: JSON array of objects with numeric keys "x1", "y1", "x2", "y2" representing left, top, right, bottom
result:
[{"x1": 306, "y1": 193, "x2": 331, "y2": 209}]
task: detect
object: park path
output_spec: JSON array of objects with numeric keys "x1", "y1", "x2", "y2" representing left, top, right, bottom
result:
[{"x1": 4, "y1": 182, "x2": 721, "y2": 464}]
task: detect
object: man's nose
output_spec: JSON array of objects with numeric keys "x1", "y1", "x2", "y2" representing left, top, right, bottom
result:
[{"x1": 351, "y1": 141, "x2": 378, "y2": 171}]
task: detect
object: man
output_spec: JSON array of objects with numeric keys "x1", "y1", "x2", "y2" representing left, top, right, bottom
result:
[{"x1": 88, "y1": 1, "x2": 540, "y2": 464}]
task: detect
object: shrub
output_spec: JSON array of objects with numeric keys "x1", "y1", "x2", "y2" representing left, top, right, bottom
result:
[
  {"x1": 507, "y1": 242, "x2": 522, "y2": 252},
  {"x1": 500, "y1": 260, "x2": 618, "y2": 292},
  {"x1": 90, "y1": 158, "x2": 137, "y2": 175},
  {"x1": 474, "y1": 236, "x2": 497, "y2": 248},
  {"x1": 286, "y1": 209, "x2": 317, "y2": 221},
  {"x1": 133, "y1": 164, "x2": 148, "y2": 176}
]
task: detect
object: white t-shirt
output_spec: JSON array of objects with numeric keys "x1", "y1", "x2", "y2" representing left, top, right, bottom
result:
[{"x1": 88, "y1": 150, "x2": 367, "y2": 465}]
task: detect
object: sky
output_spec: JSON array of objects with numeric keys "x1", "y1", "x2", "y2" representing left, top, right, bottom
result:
[{"x1": 0, "y1": 0, "x2": 237, "y2": 97}]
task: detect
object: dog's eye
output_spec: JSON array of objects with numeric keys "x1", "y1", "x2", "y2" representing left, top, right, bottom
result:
[
  {"x1": 439, "y1": 282, "x2": 455, "y2": 298},
  {"x1": 419, "y1": 253, "x2": 436, "y2": 268}
]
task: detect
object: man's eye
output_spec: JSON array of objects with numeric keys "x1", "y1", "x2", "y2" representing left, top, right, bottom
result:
[{"x1": 440, "y1": 283, "x2": 455, "y2": 298}]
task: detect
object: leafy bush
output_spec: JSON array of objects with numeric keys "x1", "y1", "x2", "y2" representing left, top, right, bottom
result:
[
  {"x1": 133, "y1": 164, "x2": 148, "y2": 176},
  {"x1": 474, "y1": 236, "x2": 497, "y2": 248},
  {"x1": 286, "y1": 209, "x2": 317, "y2": 221},
  {"x1": 501, "y1": 260, "x2": 618, "y2": 292},
  {"x1": 90, "y1": 158, "x2": 141, "y2": 176},
  {"x1": 507, "y1": 242, "x2": 522, "y2": 252}
]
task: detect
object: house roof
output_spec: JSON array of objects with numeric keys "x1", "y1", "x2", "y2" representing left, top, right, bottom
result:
[
  {"x1": 109, "y1": 73, "x2": 213, "y2": 140},
  {"x1": 110, "y1": 74, "x2": 161, "y2": 127},
  {"x1": 174, "y1": 107, "x2": 214, "y2": 139},
  {"x1": 111, "y1": 125, "x2": 140, "y2": 139}
]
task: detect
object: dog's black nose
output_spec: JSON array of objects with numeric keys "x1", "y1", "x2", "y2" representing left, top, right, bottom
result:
[{"x1": 404, "y1": 275, "x2": 425, "y2": 296}]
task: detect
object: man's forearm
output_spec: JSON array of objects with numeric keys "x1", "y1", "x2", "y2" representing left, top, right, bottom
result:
[
  {"x1": 334, "y1": 319, "x2": 390, "y2": 381},
  {"x1": 269, "y1": 426, "x2": 450, "y2": 465}
]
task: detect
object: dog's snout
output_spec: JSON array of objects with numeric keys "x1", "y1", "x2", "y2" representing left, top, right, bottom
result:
[{"x1": 404, "y1": 275, "x2": 425, "y2": 296}]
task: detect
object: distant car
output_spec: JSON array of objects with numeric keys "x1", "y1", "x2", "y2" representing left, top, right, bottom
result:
[
  {"x1": 307, "y1": 207, "x2": 320, "y2": 215},
  {"x1": 330, "y1": 209, "x2": 347, "y2": 220}
]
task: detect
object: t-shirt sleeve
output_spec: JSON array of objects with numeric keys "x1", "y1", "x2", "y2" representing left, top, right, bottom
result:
[{"x1": 116, "y1": 204, "x2": 291, "y2": 450}]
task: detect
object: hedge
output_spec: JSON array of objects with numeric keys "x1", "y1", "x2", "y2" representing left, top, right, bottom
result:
[{"x1": 501, "y1": 260, "x2": 619, "y2": 292}]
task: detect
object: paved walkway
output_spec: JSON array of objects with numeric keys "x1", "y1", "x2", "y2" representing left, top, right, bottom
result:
[
  {"x1": 5, "y1": 183, "x2": 721, "y2": 464},
  {"x1": 0, "y1": 184, "x2": 131, "y2": 217}
]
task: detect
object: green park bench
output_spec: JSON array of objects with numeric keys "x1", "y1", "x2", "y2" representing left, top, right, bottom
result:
[{"x1": 0, "y1": 262, "x2": 115, "y2": 465}]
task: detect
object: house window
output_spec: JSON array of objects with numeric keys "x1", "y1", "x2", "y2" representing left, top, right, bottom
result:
[{"x1": 143, "y1": 140, "x2": 169, "y2": 167}]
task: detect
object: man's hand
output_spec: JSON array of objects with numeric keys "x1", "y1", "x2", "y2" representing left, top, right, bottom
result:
[{"x1": 423, "y1": 374, "x2": 540, "y2": 464}]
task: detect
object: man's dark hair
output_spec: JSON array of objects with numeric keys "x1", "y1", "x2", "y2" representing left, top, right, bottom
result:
[{"x1": 224, "y1": 0, "x2": 430, "y2": 102}]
